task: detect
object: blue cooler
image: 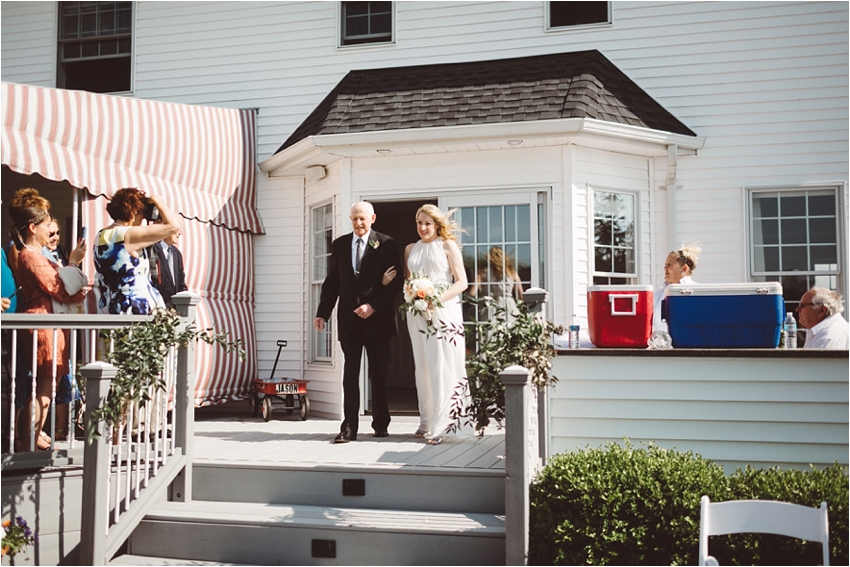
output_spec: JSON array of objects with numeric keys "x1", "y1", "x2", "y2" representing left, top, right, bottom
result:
[{"x1": 666, "y1": 282, "x2": 784, "y2": 348}]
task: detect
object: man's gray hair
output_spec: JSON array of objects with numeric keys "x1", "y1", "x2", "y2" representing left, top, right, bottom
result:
[
  {"x1": 810, "y1": 287, "x2": 845, "y2": 316},
  {"x1": 351, "y1": 201, "x2": 374, "y2": 216}
]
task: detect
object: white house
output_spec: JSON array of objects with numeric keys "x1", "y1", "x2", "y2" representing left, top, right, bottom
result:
[{"x1": 2, "y1": 1, "x2": 847, "y2": 423}]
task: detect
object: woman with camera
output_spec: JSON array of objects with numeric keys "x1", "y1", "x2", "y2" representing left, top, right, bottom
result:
[{"x1": 94, "y1": 188, "x2": 182, "y2": 314}]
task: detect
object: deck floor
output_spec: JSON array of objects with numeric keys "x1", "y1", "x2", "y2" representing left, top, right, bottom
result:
[{"x1": 193, "y1": 404, "x2": 506, "y2": 471}]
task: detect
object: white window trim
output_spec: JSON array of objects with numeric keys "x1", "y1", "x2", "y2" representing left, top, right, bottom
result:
[
  {"x1": 744, "y1": 183, "x2": 845, "y2": 296},
  {"x1": 309, "y1": 200, "x2": 335, "y2": 365},
  {"x1": 544, "y1": 1, "x2": 613, "y2": 33},
  {"x1": 337, "y1": 1, "x2": 396, "y2": 50},
  {"x1": 588, "y1": 184, "x2": 641, "y2": 283}
]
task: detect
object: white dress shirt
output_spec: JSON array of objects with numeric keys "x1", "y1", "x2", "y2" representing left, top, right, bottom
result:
[
  {"x1": 351, "y1": 231, "x2": 371, "y2": 273},
  {"x1": 804, "y1": 313, "x2": 850, "y2": 349}
]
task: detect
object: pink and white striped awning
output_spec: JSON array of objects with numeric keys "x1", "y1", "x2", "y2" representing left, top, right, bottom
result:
[
  {"x1": 1, "y1": 82, "x2": 263, "y2": 406},
  {"x1": 1, "y1": 82, "x2": 263, "y2": 233}
]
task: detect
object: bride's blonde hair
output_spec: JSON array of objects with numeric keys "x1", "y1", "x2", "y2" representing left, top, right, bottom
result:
[{"x1": 416, "y1": 204, "x2": 461, "y2": 243}]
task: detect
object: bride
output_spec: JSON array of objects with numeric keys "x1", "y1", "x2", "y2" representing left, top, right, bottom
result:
[{"x1": 404, "y1": 205, "x2": 470, "y2": 445}]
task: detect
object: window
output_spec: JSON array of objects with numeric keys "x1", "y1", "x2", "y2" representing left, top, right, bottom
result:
[
  {"x1": 311, "y1": 203, "x2": 334, "y2": 362},
  {"x1": 340, "y1": 1, "x2": 393, "y2": 46},
  {"x1": 593, "y1": 189, "x2": 636, "y2": 285},
  {"x1": 749, "y1": 188, "x2": 841, "y2": 311},
  {"x1": 57, "y1": 1, "x2": 132, "y2": 93},
  {"x1": 548, "y1": 1, "x2": 610, "y2": 29}
]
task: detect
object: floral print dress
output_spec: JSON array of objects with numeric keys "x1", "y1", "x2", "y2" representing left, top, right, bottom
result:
[{"x1": 94, "y1": 225, "x2": 164, "y2": 315}]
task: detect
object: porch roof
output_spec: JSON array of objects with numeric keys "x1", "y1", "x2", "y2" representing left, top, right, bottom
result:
[{"x1": 275, "y1": 49, "x2": 697, "y2": 155}]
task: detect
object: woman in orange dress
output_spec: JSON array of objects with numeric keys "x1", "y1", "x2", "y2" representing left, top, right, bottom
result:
[{"x1": 11, "y1": 193, "x2": 88, "y2": 451}]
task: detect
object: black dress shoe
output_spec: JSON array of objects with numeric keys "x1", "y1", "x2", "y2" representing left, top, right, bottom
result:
[
  {"x1": 373, "y1": 429, "x2": 389, "y2": 438},
  {"x1": 334, "y1": 426, "x2": 356, "y2": 443}
]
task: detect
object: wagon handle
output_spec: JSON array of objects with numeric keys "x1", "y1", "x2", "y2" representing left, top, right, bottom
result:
[{"x1": 270, "y1": 340, "x2": 288, "y2": 379}]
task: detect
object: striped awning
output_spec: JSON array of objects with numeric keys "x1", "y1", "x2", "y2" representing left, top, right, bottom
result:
[
  {"x1": 1, "y1": 82, "x2": 262, "y2": 406},
  {"x1": 1, "y1": 82, "x2": 263, "y2": 233}
]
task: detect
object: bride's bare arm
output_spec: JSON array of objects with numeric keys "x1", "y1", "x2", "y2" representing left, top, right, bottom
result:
[
  {"x1": 440, "y1": 239, "x2": 468, "y2": 302},
  {"x1": 404, "y1": 244, "x2": 414, "y2": 279}
]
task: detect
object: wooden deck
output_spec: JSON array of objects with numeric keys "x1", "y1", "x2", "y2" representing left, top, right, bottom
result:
[{"x1": 193, "y1": 404, "x2": 506, "y2": 471}]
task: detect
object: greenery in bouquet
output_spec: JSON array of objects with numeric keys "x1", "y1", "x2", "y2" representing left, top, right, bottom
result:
[
  {"x1": 2, "y1": 516, "x2": 37, "y2": 559},
  {"x1": 452, "y1": 295, "x2": 564, "y2": 433},
  {"x1": 88, "y1": 308, "x2": 245, "y2": 439},
  {"x1": 400, "y1": 272, "x2": 464, "y2": 342}
]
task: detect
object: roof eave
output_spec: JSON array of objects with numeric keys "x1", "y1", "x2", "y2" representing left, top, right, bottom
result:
[{"x1": 259, "y1": 118, "x2": 705, "y2": 177}]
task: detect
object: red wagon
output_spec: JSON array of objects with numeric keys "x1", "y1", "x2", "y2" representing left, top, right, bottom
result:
[{"x1": 250, "y1": 340, "x2": 310, "y2": 421}]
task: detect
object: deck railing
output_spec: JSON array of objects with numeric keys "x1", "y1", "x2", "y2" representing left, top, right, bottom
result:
[{"x1": 1, "y1": 293, "x2": 199, "y2": 565}]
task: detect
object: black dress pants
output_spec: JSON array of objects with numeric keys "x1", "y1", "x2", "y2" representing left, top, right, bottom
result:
[{"x1": 340, "y1": 322, "x2": 391, "y2": 436}]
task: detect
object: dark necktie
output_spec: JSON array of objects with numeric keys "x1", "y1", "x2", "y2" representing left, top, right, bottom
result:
[{"x1": 355, "y1": 238, "x2": 364, "y2": 274}]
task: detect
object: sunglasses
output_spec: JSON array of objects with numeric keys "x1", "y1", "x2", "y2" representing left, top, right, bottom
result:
[{"x1": 48, "y1": 231, "x2": 58, "y2": 238}]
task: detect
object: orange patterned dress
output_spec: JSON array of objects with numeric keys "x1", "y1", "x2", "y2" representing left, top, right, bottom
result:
[{"x1": 15, "y1": 247, "x2": 88, "y2": 380}]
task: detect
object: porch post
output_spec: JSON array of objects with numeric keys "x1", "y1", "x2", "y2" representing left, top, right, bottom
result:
[
  {"x1": 523, "y1": 288, "x2": 549, "y2": 467},
  {"x1": 171, "y1": 292, "x2": 200, "y2": 502},
  {"x1": 501, "y1": 365, "x2": 532, "y2": 566},
  {"x1": 80, "y1": 361, "x2": 117, "y2": 566}
]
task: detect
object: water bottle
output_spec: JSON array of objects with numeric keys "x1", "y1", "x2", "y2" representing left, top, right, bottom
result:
[
  {"x1": 783, "y1": 312, "x2": 797, "y2": 349},
  {"x1": 569, "y1": 315, "x2": 580, "y2": 349}
]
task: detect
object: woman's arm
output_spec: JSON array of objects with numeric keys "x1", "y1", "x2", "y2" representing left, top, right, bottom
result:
[
  {"x1": 440, "y1": 240, "x2": 468, "y2": 302},
  {"x1": 513, "y1": 272, "x2": 524, "y2": 300},
  {"x1": 20, "y1": 251, "x2": 87, "y2": 304},
  {"x1": 123, "y1": 195, "x2": 182, "y2": 255},
  {"x1": 403, "y1": 244, "x2": 414, "y2": 279}
]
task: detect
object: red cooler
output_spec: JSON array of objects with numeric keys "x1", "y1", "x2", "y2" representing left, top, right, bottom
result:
[{"x1": 587, "y1": 285, "x2": 654, "y2": 348}]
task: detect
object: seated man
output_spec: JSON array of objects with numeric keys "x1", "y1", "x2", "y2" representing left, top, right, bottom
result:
[{"x1": 796, "y1": 287, "x2": 850, "y2": 349}]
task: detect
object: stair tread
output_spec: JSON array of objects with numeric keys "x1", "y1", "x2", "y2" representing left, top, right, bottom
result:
[
  {"x1": 145, "y1": 500, "x2": 505, "y2": 536},
  {"x1": 110, "y1": 554, "x2": 250, "y2": 565}
]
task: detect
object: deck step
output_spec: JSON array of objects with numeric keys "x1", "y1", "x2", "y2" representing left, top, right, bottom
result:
[
  {"x1": 192, "y1": 461, "x2": 505, "y2": 514},
  {"x1": 128, "y1": 500, "x2": 506, "y2": 565},
  {"x1": 110, "y1": 554, "x2": 250, "y2": 565}
]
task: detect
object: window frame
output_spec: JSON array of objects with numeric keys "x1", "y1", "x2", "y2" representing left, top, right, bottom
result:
[
  {"x1": 338, "y1": 1, "x2": 395, "y2": 48},
  {"x1": 545, "y1": 1, "x2": 612, "y2": 32},
  {"x1": 590, "y1": 186, "x2": 639, "y2": 285},
  {"x1": 746, "y1": 185, "x2": 845, "y2": 310},
  {"x1": 55, "y1": 0, "x2": 135, "y2": 94},
  {"x1": 309, "y1": 201, "x2": 335, "y2": 364}
]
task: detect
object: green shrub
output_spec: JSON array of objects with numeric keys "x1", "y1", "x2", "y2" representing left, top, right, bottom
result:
[
  {"x1": 529, "y1": 440, "x2": 728, "y2": 565},
  {"x1": 529, "y1": 441, "x2": 848, "y2": 566}
]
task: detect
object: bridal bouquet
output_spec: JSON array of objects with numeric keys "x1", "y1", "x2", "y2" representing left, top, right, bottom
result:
[{"x1": 402, "y1": 272, "x2": 448, "y2": 321}]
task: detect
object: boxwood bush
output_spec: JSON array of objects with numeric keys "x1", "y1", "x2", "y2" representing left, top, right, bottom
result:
[{"x1": 529, "y1": 440, "x2": 848, "y2": 566}]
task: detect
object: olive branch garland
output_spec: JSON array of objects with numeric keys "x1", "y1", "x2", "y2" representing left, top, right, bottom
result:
[{"x1": 87, "y1": 308, "x2": 245, "y2": 440}]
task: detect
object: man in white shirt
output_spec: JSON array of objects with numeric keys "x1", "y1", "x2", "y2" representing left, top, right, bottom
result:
[{"x1": 796, "y1": 287, "x2": 850, "y2": 349}]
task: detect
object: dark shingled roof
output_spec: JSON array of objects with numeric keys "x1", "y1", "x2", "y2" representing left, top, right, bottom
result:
[{"x1": 276, "y1": 50, "x2": 696, "y2": 154}]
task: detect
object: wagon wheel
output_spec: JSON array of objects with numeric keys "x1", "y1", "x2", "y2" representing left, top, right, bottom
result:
[
  {"x1": 299, "y1": 395, "x2": 310, "y2": 421},
  {"x1": 262, "y1": 397, "x2": 273, "y2": 422},
  {"x1": 285, "y1": 394, "x2": 295, "y2": 415},
  {"x1": 249, "y1": 394, "x2": 260, "y2": 417}
]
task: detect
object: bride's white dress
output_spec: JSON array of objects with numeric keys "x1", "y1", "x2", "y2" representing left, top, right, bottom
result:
[{"x1": 407, "y1": 238, "x2": 471, "y2": 438}]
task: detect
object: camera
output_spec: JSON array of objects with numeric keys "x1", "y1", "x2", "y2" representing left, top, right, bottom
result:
[{"x1": 144, "y1": 199, "x2": 161, "y2": 222}]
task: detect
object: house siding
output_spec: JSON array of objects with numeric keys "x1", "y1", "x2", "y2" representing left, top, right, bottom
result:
[{"x1": 2, "y1": 1, "x2": 847, "y2": 417}]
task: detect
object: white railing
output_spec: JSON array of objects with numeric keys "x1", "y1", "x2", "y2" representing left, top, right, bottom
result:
[{"x1": 1, "y1": 293, "x2": 199, "y2": 565}]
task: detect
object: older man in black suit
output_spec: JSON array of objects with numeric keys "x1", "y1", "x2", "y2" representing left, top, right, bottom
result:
[
  {"x1": 314, "y1": 202, "x2": 404, "y2": 443},
  {"x1": 148, "y1": 230, "x2": 187, "y2": 308}
]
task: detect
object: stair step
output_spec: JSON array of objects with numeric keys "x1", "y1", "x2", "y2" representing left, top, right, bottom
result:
[
  {"x1": 129, "y1": 500, "x2": 505, "y2": 565},
  {"x1": 110, "y1": 554, "x2": 250, "y2": 565},
  {"x1": 192, "y1": 461, "x2": 505, "y2": 514}
]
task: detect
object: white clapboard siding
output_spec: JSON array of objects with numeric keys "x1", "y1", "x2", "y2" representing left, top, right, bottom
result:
[{"x1": 549, "y1": 352, "x2": 849, "y2": 472}]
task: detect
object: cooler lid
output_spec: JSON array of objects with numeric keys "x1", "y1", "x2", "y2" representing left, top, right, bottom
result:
[
  {"x1": 667, "y1": 282, "x2": 783, "y2": 296},
  {"x1": 587, "y1": 285, "x2": 653, "y2": 292}
]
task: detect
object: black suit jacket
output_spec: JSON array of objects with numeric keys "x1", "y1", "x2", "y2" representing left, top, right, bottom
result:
[
  {"x1": 149, "y1": 243, "x2": 187, "y2": 308},
  {"x1": 316, "y1": 231, "x2": 403, "y2": 342}
]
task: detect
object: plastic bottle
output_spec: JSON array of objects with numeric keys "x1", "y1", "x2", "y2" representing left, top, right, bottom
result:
[
  {"x1": 783, "y1": 312, "x2": 797, "y2": 349},
  {"x1": 569, "y1": 315, "x2": 580, "y2": 349}
]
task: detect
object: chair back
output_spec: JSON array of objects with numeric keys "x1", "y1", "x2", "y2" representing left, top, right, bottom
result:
[{"x1": 699, "y1": 496, "x2": 829, "y2": 566}]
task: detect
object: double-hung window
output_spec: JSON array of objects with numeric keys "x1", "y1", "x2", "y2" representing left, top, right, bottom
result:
[
  {"x1": 592, "y1": 189, "x2": 637, "y2": 284},
  {"x1": 311, "y1": 203, "x2": 334, "y2": 362},
  {"x1": 749, "y1": 187, "x2": 842, "y2": 310},
  {"x1": 547, "y1": 1, "x2": 611, "y2": 30},
  {"x1": 57, "y1": 1, "x2": 133, "y2": 93},
  {"x1": 340, "y1": 1, "x2": 393, "y2": 47}
]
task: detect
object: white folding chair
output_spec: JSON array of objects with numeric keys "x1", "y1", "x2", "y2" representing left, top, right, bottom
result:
[{"x1": 699, "y1": 496, "x2": 829, "y2": 566}]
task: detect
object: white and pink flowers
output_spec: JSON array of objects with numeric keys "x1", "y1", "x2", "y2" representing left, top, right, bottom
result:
[{"x1": 402, "y1": 272, "x2": 448, "y2": 321}]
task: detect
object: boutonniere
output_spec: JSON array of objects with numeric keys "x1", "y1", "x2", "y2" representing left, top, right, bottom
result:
[{"x1": 369, "y1": 239, "x2": 380, "y2": 249}]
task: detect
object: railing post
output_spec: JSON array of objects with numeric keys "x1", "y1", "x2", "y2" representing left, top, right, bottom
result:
[
  {"x1": 171, "y1": 292, "x2": 200, "y2": 502},
  {"x1": 523, "y1": 288, "x2": 549, "y2": 466},
  {"x1": 80, "y1": 361, "x2": 117, "y2": 566},
  {"x1": 501, "y1": 364, "x2": 532, "y2": 566}
]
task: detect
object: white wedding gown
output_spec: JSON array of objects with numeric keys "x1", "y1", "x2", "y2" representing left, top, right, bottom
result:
[{"x1": 407, "y1": 238, "x2": 472, "y2": 439}]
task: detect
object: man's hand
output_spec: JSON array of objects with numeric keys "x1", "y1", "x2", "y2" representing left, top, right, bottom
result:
[
  {"x1": 354, "y1": 303, "x2": 375, "y2": 319},
  {"x1": 313, "y1": 317, "x2": 326, "y2": 331}
]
